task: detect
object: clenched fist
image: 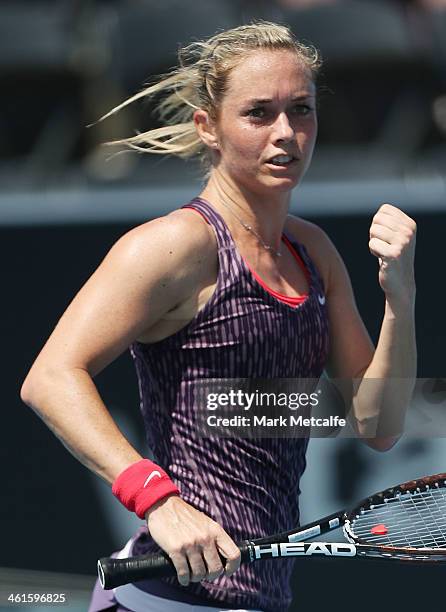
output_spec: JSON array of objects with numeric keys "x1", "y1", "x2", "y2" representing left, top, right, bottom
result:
[{"x1": 369, "y1": 204, "x2": 416, "y2": 305}]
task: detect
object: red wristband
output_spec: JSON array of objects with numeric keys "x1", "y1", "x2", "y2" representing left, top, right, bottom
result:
[{"x1": 112, "y1": 459, "x2": 180, "y2": 519}]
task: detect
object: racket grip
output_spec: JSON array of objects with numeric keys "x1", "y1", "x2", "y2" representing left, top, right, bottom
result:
[
  {"x1": 98, "y1": 543, "x2": 253, "y2": 590},
  {"x1": 98, "y1": 552, "x2": 175, "y2": 589}
]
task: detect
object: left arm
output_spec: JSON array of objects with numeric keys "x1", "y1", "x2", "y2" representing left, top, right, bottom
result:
[
  {"x1": 289, "y1": 205, "x2": 416, "y2": 451},
  {"x1": 325, "y1": 204, "x2": 417, "y2": 451}
]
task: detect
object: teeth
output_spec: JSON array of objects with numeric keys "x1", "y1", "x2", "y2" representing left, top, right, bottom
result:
[{"x1": 271, "y1": 155, "x2": 292, "y2": 164}]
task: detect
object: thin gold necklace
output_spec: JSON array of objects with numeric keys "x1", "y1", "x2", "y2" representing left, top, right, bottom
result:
[{"x1": 217, "y1": 198, "x2": 282, "y2": 257}]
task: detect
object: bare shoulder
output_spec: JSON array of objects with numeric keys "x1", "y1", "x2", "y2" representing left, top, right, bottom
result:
[
  {"x1": 104, "y1": 207, "x2": 217, "y2": 297},
  {"x1": 139, "y1": 206, "x2": 214, "y2": 244},
  {"x1": 22, "y1": 206, "x2": 218, "y2": 379},
  {"x1": 285, "y1": 214, "x2": 337, "y2": 292},
  {"x1": 117, "y1": 207, "x2": 215, "y2": 264}
]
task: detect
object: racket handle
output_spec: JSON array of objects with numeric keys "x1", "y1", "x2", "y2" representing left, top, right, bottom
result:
[
  {"x1": 98, "y1": 543, "x2": 252, "y2": 590},
  {"x1": 98, "y1": 552, "x2": 174, "y2": 589}
]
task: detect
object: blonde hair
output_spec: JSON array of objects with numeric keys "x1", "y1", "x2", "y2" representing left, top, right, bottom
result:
[{"x1": 101, "y1": 21, "x2": 322, "y2": 168}]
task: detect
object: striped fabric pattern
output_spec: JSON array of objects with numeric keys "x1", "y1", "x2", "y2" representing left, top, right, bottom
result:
[{"x1": 128, "y1": 198, "x2": 329, "y2": 612}]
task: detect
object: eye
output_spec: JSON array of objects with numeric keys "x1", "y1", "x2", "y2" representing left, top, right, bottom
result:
[
  {"x1": 246, "y1": 107, "x2": 266, "y2": 119},
  {"x1": 291, "y1": 104, "x2": 314, "y2": 116}
]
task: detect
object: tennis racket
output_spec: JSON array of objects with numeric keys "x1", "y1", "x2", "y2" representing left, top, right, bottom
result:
[{"x1": 98, "y1": 472, "x2": 446, "y2": 589}]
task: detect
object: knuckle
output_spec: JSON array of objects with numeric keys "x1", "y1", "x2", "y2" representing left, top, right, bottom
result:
[
  {"x1": 401, "y1": 236, "x2": 411, "y2": 248},
  {"x1": 208, "y1": 524, "x2": 221, "y2": 538},
  {"x1": 194, "y1": 535, "x2": 208, "y2": 548},
  {"x1": 373, "y1": 211, "x2": 384, "y2": 222},
  {"x1": 206, "y1": 524, "x2": 221, "y2": 540},
  {"x1": 178, "y1": 542, "x2": 195, "y2": 555},
  {"x1": 400, "y1": 228, "x2": 409, "y2": 240},
  {"x1": 207, "y1": 564, "x2": 223, "y2": 576}
]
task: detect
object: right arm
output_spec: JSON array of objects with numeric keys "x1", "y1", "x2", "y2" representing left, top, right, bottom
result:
[{"x1": 20, "y1": 211, "x2": 240, "y2": 585}]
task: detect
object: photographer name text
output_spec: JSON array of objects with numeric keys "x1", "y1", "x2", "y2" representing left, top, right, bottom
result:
[{"x1": 206, "y1": 415, "x2": 346, "y2": 428}]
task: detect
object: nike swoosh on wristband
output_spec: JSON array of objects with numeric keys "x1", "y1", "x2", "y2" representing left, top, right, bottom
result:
[
  {"x1": 318, "y1": 294, "x2": 326, "y2": 305},
  {"x1": 143, "y1": 470, "x2": 162, "y2": 488}
]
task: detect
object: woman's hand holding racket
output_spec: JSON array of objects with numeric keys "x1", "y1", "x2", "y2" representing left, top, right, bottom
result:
[
  {"x1": 98, "y1": 472, "x2": 446, "y2": 590},
  {"x1": 144, "y1": 494, "x2": 241, "y2": 586}
]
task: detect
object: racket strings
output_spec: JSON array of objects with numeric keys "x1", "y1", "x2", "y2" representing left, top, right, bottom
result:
[
  {"x1": 351, "y1": 486, "x2": 446, "y2": 548},
  {"x1": 356, "y1": 500, "x2": 446, "y2": 542},
  {"x1": 356, "y1": 494, "x2": 446, "y2": 548},
  {"x1": 354, "y1": 490, "x2": 446, "y2": 547}
]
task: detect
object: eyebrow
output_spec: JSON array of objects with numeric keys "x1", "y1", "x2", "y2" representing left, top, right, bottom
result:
[{"x1": 245, "y1": 95, "x2": 316, "y2": 105}]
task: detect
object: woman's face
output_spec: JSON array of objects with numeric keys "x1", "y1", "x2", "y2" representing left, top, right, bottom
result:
[{"x1": 214, "y1": 49, "x2": 318, "y2": 196}]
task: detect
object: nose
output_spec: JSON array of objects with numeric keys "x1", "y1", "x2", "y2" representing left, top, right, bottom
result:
[{"x1": 273, "y1": 111, "x2": 295, "y2": 144}]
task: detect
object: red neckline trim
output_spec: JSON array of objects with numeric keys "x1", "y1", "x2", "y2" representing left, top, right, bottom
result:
[
  {"x1": 243, "y1": 234, "x2": 309, "y2": 306},
  {"x1": 183, "y1": 204, "x2": 309, "y2": 306}
]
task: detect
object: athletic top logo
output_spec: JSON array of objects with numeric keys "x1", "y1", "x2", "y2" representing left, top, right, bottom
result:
[
  {"x1": 143, "y1": 470, "x2": 162, "y2": 487},
  {"x1": 318, "y1": 294, "x2": 326, "y2": 306}
]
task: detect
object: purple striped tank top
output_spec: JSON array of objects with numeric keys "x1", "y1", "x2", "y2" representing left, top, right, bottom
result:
[{"x1": 128, "y1": 197, "x2": 329, "y2": 611}]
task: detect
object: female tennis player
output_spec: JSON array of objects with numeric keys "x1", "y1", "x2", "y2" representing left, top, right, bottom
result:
[{"x1": 20, "y1": 22, "x2": 416, "y2": 612}]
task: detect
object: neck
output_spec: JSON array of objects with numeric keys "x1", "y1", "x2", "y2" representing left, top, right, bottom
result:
[{"x1": 200, "y1": 170, "x2": 291, "y2": 255}]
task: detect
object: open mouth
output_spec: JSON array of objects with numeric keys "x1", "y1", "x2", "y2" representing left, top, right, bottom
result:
[{"x1": 266, "y1": 154, "x2": 297, "y2": 167}]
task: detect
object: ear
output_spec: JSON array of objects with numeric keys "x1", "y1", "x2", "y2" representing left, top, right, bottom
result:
[{"x1": 193, "y1": 109, "x2": 219, "y2": 151}]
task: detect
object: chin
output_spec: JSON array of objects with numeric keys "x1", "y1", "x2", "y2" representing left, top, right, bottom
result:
[
  {"x1": 234, "y1": 169, "x2": 301, "y2": 197},
  {"x1": 264, "y1": 176, "x2": 301, "y2": 192}
]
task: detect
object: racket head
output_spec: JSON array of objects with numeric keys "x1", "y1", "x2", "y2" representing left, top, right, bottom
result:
[{"x1": 343, "y1": 472, "x2": 446, "y2": 561}]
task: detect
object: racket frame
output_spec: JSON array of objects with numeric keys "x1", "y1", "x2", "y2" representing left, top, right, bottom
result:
[{"x1": 97, "y1": 472, "x2": 446, "y2": 589}]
